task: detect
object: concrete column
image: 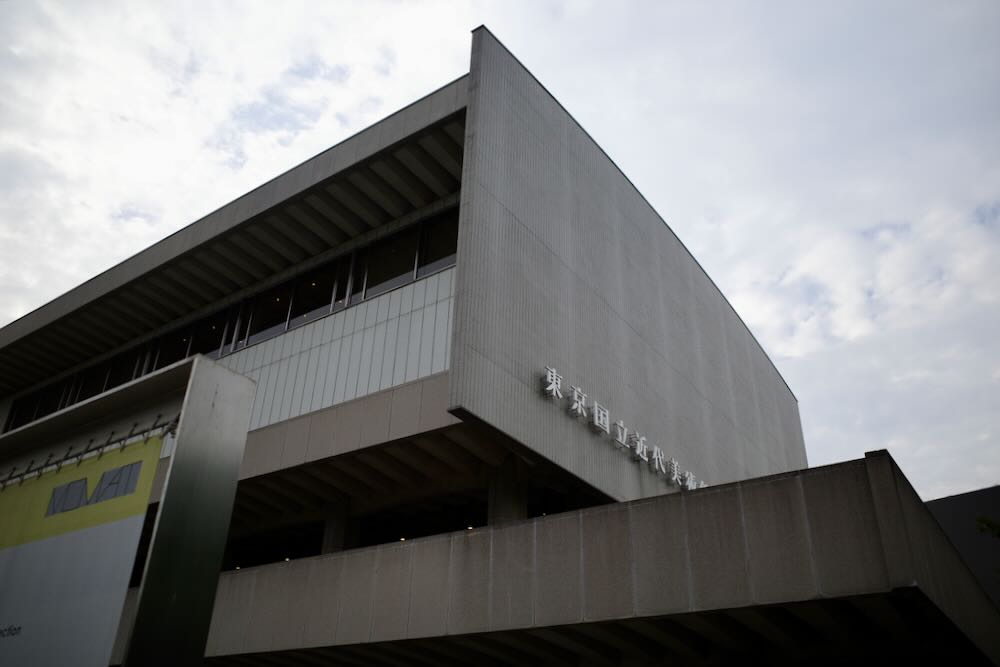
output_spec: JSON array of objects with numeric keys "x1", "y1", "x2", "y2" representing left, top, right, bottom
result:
[{"x1": 488, "y1": 455, "x2": 527, "y2": 525}]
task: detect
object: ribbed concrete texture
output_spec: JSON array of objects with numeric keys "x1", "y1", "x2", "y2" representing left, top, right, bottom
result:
[
  {"x1": 450, "y1": 28, "x2": 806, "y2": 502},
  {"x1": 219, "y1": 268, "x2": 454, "y2": 431}
]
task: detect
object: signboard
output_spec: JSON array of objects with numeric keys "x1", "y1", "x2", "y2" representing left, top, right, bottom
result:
[
  {"x1": 0, "y1": 435, "x2": 163, "y2": 667},
  {"x1": 541, "y1": 366, "x2": 706, "y2": 489}
]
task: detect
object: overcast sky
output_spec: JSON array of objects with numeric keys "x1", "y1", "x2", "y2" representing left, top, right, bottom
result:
[{"x1": 1, "y1": 2, "x2": 997, "y2": 499}]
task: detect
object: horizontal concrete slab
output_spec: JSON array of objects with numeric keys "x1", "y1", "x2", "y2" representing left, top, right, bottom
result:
[{"x1": 130, "y1": 451, "x2": 996, "y2": 663}]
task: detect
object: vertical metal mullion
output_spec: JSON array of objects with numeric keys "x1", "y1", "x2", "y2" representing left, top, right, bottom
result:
[
  {"x1": 130, "y1": 351, "x2": 142, "y2": 382},
  {"x1": 218, "y1": 317, "x2": 231, "y2": 358},
  {"x1": 244, "y1": 308, "x2": 254, "y2": 346},
  {"x1": 57, "y1": 377, "x2": 73, "y2": 411},
  {"x1": 412, "y1": 221, "x2": 422, "y2": 280},
  {"x1": 138, "y1": 345, "x2": 152, "y2": 377},
  {"x1": 229, "y1": 307, "x2": 243, "y2": 352},
  {"x1": 360, "y1": 254, "x2": 369, "y2": 302},
  {"x1": 283, "y1": 288, "x2": 294, "y2": 332},
  {"x1": 327, "y1": 264, "x2": 337, "y2": 315},
  {"x1": 99, "y1": 365, "x2": 111, "y2": 394},
  {"x1": 344, "y1": 252, "x2": 357, "y2": 305}
]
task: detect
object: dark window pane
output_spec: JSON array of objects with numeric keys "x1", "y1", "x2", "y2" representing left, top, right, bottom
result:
[
  {"x1": 333, "y1": 259, "x2": 350, "y2": 311},
  {"x1": 35, "y1": 383, "x2": 64, "y2": 420},
  {"x1": 77, "y1": 364, "x2": 109, "y2": 401},
  {"x1": 60, "y1": 378, "x2": 80, "y2": 409},
  {"x1": 7, "y1": 393, "x2": 39, "y2": 431},
  {"x1": 289, "y1": 267, "x2": 334, "y2": 329},
  {"x1": 154, "y1": 330, "x2": 191, "y2": 370},
  {"x1": 417, "y1": 210, "x2": 458, "y2": 278},
  {"x1": 106, "y1": 351, "x2": 140, "y2": 390},
  {"x1": 247, "y1": 284, "x2": 291, "y2": 345},
  {"x1": 349, "y1": 250, "x2": 367, "y2": 305},
  {"x1": 366, "y1": 227, "x2": 419, "y2": 298},
  {"x1": 191, "y1": 313, "x2": 227, "y2": 359},
  {"x1": 230, "y1": 305, "x2": 249, "y2": 351}
]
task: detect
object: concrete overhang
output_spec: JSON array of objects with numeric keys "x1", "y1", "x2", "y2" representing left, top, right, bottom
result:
[
  {"x1": 111, "y1": 451, "x2": 1000, "y2": 664},
  {"x1": 0, "y1": 76, "x2": 468, "y2": 397}
]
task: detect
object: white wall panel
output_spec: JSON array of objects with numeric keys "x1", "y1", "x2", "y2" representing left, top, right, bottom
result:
[{"x1": 222, "y1": 268, "x2": 455, "y2": 431}]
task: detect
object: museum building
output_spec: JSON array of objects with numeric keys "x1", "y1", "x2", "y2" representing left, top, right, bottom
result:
[{"x1": 0, "y1": 27, "x2": 997, "y2": 666}]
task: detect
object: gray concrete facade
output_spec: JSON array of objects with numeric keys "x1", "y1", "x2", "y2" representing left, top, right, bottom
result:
[
  {"x1": 4, "y1": 27, "x2": 999, "y2": 667},
  {"x1": 449, "y1": 28, "x2": 806, "y2": 502},
  {"x1": 111, "y1": 451, "x2": 1000, "y2": 664}
]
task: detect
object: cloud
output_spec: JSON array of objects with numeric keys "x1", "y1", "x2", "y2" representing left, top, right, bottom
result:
[{"x1": 1, "y1": 1, "x2": 998, "y2": 499}]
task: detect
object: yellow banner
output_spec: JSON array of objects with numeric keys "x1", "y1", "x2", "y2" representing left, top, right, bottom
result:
[{"x1": 0, "y1": 436, "x2": 163, "y2": 549}]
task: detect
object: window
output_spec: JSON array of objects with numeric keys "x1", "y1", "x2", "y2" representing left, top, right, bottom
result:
[
  {"x1": 231, "y1": 304, "x2": 250, "y2": 351},
  {"x1": 332, "y1": 259, "x2": 350, "y2": 311},
  {"x1": 34, "y1": 383, "x2": 65, "y2": 420},
  {"x1": 417, "y1": 210, "x2": 458, "y2": 278},
  {"x1": 106, "y1": 350, "x2": 141, "y2": 391},
  {"x1": 154, "y1": 330, "x2": 191, "y2": 370},
  {"x1": 246, "y1": 285, "x2": 291, "y2": 346},
  {"x1": 365, "y1": 227, "x2": 420, "y2": 298},
  {"x1": 2, "y1": 207, "x2": 463, "y2": 434},
  {"x1": 76, "y1": 364, "x2": 109, "y2": 402},
  {"x1": 191, "y1": 312, "x2": 228, "y2": 359},
  {"x1": 288, "y1": 266, "x2": 335, "y2": 329},
  {"x1": 349, "y1": 250, "x2": 367, "y2": 305},
  {"x1": 6, "y1": 393, "x2": 37, "y2": 431}
]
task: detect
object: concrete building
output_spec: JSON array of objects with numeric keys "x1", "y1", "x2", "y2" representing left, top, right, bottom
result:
[{"x1": 0, "y1": 27, "x2": 997, "y2": 665}]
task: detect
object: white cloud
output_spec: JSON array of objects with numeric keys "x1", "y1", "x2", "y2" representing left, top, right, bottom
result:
[{"x1": 1, "y1": 1, "x2": 998, "y2": 499}]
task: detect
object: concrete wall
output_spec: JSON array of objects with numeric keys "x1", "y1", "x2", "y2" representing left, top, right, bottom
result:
[
  {"x1": 171, "y1": 452, "x2": 997, "y2": 662},
  {"x1": 238, "y1": 372, "x2": 457, "y2": 479},
  {"x1": 927, "y1": 485, "x2": 1000, "y2": 609},
  {"x1": 218, "y1": 268, "x2": 455, "y2": 432},
  {"x1": 449, "y1": 28, "x2": 806, "y2": 501}
]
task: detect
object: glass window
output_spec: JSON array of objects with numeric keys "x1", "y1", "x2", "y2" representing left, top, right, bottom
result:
[
  {"x1": 6, "y1": 393, "x2": 38, "y2": 431},
  {"x1": 77, "y1": 364, "x2": 109, "y2": 402},
  {"x1": 246, "y1": 284, "x2": 291, "y2": 346},
  {"x1": 34, "y1": 383, "x2": 64, "y2": 420},
  {"x1": 349, "y1": 250, "x2": 367, "y2": 305},
  {"x1": 230, "y1": 305, "x2": 250, "y2": 351},
  {"x1": 154, "y1": 329, "x2": 191, "y2": 370},
  {"x1": 106, "y1": 350, "x2": 140, "y2": 391},
  {"x1": 365, "y1": 227, "x2": 419, "y2": 299},
  {"x1": 332, "y1": 259, "x2": 350, "y2": 311},
  {"x1": 191, "y1": 312, "x2": 228, "y2": 359},
  {"x1": 289, "y1": 267, "x2": 334, "y2": 329},
  {"x1": 417, "y1": 210, "x2": 458, "y2": 278}
]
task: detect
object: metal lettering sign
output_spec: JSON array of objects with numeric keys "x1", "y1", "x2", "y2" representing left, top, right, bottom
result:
[{"x1": 540, "y1": 366, "x2": 707, "y2": 490}]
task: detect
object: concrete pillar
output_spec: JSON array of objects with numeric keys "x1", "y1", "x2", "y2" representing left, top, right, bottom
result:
[{"x1": 488, "y1": 455, "x2": 527, "y2": 525}]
